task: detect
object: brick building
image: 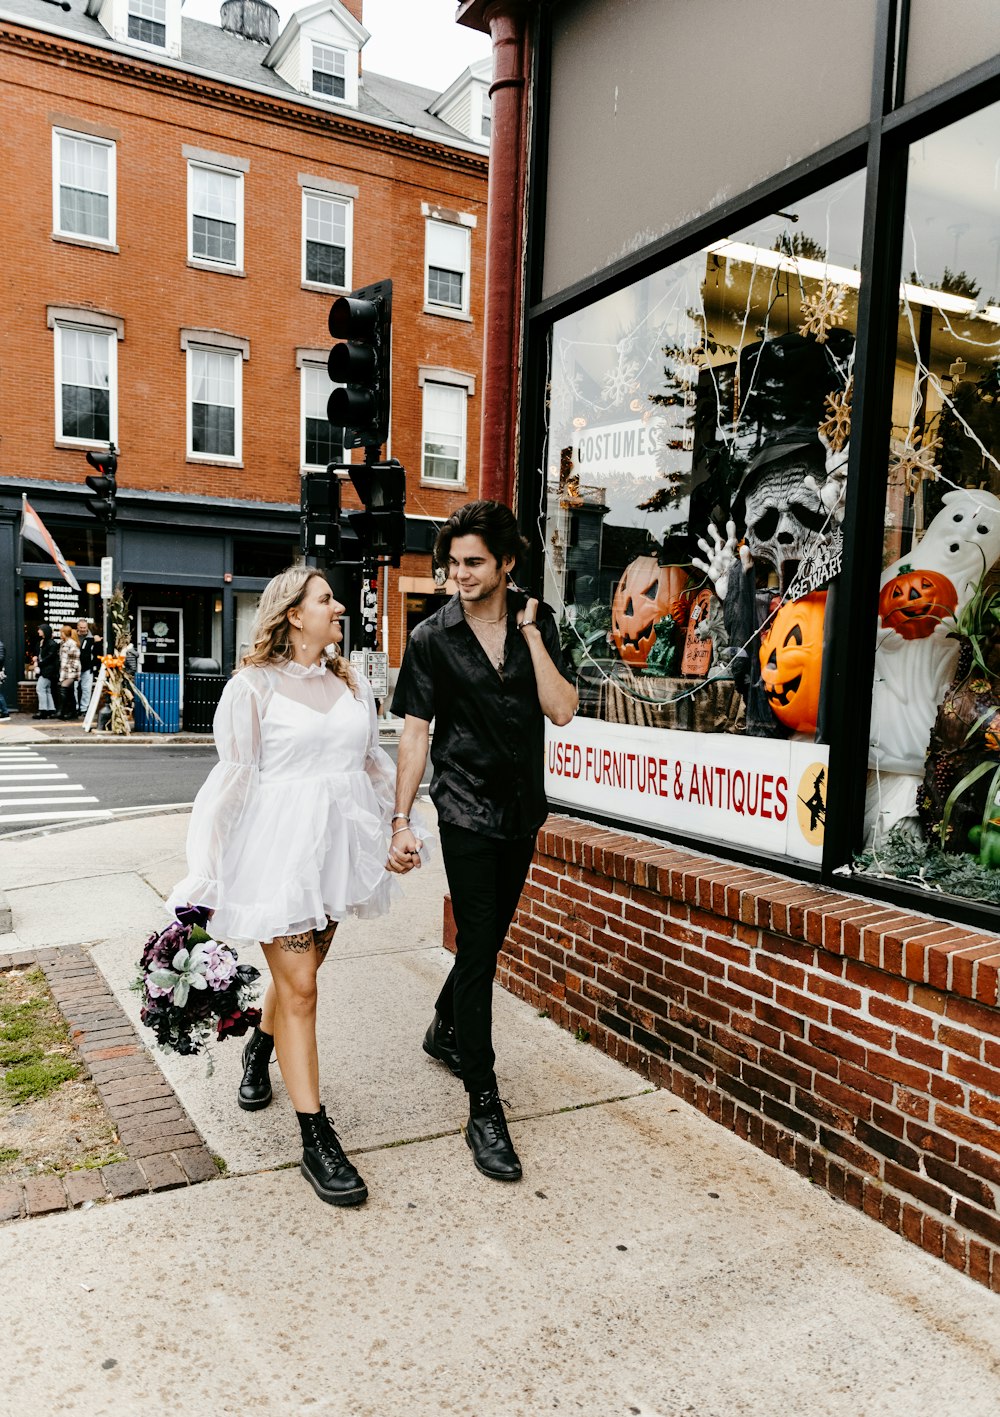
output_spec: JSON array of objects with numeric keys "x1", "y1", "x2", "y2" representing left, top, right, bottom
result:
[
  {"x1": 0, "y1": 0, "x2": 489, "y2": 696},
  {"x1": 462, "y1": 0, "x2": 1000, "y2": 1289}
]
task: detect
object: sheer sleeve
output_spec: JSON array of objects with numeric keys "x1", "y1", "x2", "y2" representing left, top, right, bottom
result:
[
  {"x1": 361, "y1": 678, "x2": 396, "y2": 823},
  {"x1": 166, "y1": 672, "x2": 263, "y2": 916}
]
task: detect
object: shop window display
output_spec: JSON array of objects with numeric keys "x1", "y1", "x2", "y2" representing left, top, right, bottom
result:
[
  {"x1": 857, "y1": 101, "x2": 1000, "y2": 905},
  {"x1": 542, "y1": 172, "x2": 865, "y2": 861}
]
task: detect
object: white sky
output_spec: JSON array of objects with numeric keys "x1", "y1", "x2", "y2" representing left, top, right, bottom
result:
[{"x1": 181, "y1": 0, "x2": 492, "y2": 92}]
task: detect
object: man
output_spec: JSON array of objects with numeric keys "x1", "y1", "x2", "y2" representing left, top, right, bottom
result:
[
  {"x1": 0, "y1": 636, "x2": 9, "y2": 720},
  {"x1": 76, "y1": 618, "x2": 98, "y2": 716},
  {"x1": 388, "y1": 501, "x2": 578, "y2": 1182}
]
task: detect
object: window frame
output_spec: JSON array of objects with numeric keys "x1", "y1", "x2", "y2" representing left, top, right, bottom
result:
[
  {"x1": 126, "y1": 0, "x2": 167, "y2": 49},
  {"x1": 424, "y1": 217, "x2": 472, "y2": 316},
  {"x1": 311, "y1": 41, "x2": 348, "y2": 101},
  {"x1": 52, "y1": 127, "x2": 117, "y2": 248},
  {"x1": 186, "y1": 344, "x2": 242, "y2": 464},
  {"x1": 300, "y1": 188, "x2": 353, "y2": 291},
  {"x1": 300, "y1": 362, "x2": 345, "y2": 471},
  {"x1": 52, "y1": 321, "x2": 118, "y2": 449},
  {"x1": 187, "y1": 161, "x2": 244, "y2": 272},
  {"x1": 420, "y1": 379, "x2": 468, "y2": 487}
]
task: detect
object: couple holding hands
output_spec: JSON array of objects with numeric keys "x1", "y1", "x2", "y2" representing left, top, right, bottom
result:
[{"x1": 168, "y1": 501, "x2": 577, "y2": 1208}]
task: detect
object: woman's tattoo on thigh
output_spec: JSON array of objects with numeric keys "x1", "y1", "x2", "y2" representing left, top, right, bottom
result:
[{"x1": 275, "y1": 929, "x2": 313, "y2": 952}]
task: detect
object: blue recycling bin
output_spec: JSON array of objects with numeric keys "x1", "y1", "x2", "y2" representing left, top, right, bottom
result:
[{"x1": 134, "y1": 672, "x2": 180, "y2": 734}]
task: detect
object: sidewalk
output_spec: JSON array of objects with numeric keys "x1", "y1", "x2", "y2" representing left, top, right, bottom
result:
[{"x1": 1, "y1": 812, "x2": 999, "y2": 1416}]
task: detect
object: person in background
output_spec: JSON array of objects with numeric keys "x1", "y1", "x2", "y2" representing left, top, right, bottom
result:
[
  {"x1": 57, "y1": 624, "x2": 81, "y2": 720},
  {"x1": 33, "y1": 624, "x2": 59, "y2": 719},
  {"x1": 0, "y1": 636, "x2": 9, "y2": 720},
  {"x1": 76, "y1": 618, "x2": 98, "y2": 715}
]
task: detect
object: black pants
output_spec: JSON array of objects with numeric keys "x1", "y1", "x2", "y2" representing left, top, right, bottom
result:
[{"x1": 437, "y1": 823, "x2": 536, "y2": 1096}]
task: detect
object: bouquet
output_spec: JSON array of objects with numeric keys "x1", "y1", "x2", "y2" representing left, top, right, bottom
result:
[{"x1": 134, "y1": 905, "x2": 261, "y2": 1065}]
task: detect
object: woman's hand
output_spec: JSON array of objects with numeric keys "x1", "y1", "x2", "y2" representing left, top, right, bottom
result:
[{"x1": 385, "y1": 826, "x2": 421, "y2": 874}]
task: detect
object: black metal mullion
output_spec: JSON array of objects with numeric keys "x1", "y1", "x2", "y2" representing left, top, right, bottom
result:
[
  {"x1": 893, "y1": 0, "x2": 911, "y2": 110},
  {"x1": 516, "y1": 0, "x2": 555, "y2": 588},
  {"x1": 822, "y1": 0, "x2": 908, "y2": 875}
]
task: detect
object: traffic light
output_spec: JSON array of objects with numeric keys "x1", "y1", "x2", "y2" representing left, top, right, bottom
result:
[
  {"x1": 84, "y1": 444, "x2": 117, "y2": 524},
  {"x1": 300, "y1": 468, "x2": 342, "y2": 561},
  {"x1": 327, "y1": 279, "x2": 392, "y2": 450},
  {"x1": 348, "y1": 459, "x2": 406, "y2": 567}
]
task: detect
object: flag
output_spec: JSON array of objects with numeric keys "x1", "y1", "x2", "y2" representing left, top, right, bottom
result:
[{"x1": 20, "y1": 495, "x2": 82, "y2": 593}]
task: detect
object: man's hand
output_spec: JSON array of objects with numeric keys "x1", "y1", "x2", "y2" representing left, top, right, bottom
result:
[
  {"x1": 385, "y1": 826, "x2": 422, "y2": 874},
  {"x1": 516, "y1": 596, "x2": 540, "y2": 630}
]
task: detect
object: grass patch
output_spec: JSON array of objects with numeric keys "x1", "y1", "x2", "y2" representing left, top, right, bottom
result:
[
  {"x1": 72, "y1": 1148, "x2": 127, "y2": 1171},
  {"x1": 4, "y1": 1056, "x2": 80, "y2": 1104},
  {"x1": 0, "y1": 1148, "x2": 20, "y2": 1165}
]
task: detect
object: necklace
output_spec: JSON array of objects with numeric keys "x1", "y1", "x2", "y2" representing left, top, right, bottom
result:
[
  {"x1": 463, "y1": 608, "x2": 506, "y2": 623},
  {"x1": 463, "y1": 607, "x2": 507, "y2": 675}
]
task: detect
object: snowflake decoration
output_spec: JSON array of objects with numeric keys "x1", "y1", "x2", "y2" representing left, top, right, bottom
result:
[
  {"x1": 601, "y1": 359, "x2": 641, "y2": 409},
  {"x1": 889, "y1": 431, "x2": 942, "y2": 495},
  {"x1": 798, "y1": 283, "x2": 849, "y2": 343},
  {"x1": 818, "y1": 378, "x2": 853, "y2": 452}
]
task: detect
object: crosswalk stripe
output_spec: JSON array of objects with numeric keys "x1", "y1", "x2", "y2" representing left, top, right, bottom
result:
[
  {"x1": 0, "y1": 785, "x2": 89, "y2": 794},
  {"x1": 0, "y1": 796, "x2": 99, "y2": 808},
  {"x1": 0, "y1": 773, "x2": 69, "y2": 782},
  {"x1": 0, "y1": 810, "x2": 111, "y2": 823}
]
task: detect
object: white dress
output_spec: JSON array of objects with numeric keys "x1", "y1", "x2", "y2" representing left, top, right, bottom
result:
[{"x1": 166, "y1": 660, "x2": 398, "y2": 945}]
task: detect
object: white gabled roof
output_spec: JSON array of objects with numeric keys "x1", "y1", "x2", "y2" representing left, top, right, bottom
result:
[
  {"x1": 428, "y1": 54, "x2": 491, "y2": 118},
  {"x1": 264, "y1": 0, "x2": 369, "y2": 71}
]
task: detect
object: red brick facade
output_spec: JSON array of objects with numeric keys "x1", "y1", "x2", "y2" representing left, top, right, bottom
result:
[
  {"x1": 441, "y1": 816, "x2": 1000, "y2": 1290},
  {"x1": 1, "y1": 18, "x2": 487, "y2": 664}
]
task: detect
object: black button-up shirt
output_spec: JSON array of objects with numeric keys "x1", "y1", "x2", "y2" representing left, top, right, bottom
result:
[{"x1": 391, "y1": 590, "x2": 574, "y2": 840}]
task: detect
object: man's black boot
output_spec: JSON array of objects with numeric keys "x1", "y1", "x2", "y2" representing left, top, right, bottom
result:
[
  {"x1": 237, "y1": 1027, "x2": 273, "y2": 1111},
  {"x1": 422, "y1": 1011, "x2": 462, "y2": 1078},
  {"x1": 297, "y1": 1107, "x2": 368, "y2": 1207},
  {"x1": 465, "y1": 1088, "x2": 522, "y2": 1182}
]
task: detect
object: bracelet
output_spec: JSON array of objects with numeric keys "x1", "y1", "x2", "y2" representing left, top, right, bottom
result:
[
  {"x1": 391, "y1": 826, "x2": 412, "y2": 836},
  {"x1": 519, "y1": 619, "x2": 537, "y2": 632},
  {"x1": 391, "y1": 813, "x2": 409, "y2": 823}
]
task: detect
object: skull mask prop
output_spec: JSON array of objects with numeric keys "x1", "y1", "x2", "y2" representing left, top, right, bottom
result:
[{"x1": 738, "y1": 434, "x2": 829, "y2": 592}]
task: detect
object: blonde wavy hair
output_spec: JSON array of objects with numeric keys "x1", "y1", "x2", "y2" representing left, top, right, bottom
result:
[{"x1": 240, "y1": 566, "x2": 356, "y2": 692}]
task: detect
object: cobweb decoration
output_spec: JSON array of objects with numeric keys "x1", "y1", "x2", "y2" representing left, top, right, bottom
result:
[
  {"x1": 798, "y1": 283, "x2": 849, "y2": 343},
  {"x1": 818, "y1": 377, "x2": 853, "y2": 452},
  {"x1": 889, "y1": 431, "x2": 942, "y2": 495}
]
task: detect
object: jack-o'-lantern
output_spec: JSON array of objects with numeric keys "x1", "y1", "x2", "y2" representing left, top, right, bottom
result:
[
  {"x1": 612, "y1": 557, "x2": 689, "y2": 666},
  {"x1": 878, "y1": 566, "x2": 958, "y2": 640},
  {"x1": 758, "y1": 591, "x2": 827, "y2": 734}
]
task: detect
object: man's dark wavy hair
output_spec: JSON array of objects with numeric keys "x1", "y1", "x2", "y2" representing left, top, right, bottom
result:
[{"x1": 433, "y1": 500, "x2": 530, "y2": 574}]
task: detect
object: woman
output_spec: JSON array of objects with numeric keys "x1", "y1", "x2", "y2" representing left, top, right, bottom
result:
[
  {"x1": 167, "y1": 567, "x2": 410, "y2": 1207},
  {"x1": 57, "y1": 624, "x2": 81, "y2": 720},
  {"x1": 32, "y1": 623, "x2": 59, "y2": 719}
]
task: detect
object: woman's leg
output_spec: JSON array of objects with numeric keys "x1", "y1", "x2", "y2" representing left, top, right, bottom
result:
[
  {"x1": 258, "y1": 919, "x2": 336, "y2": 1036},
  {"x1": 261, "y1": 932, "x2": 323, "y2": 1112},
  {"x1": 35, "y1": 677, "x2": 54, "y2": 714}
]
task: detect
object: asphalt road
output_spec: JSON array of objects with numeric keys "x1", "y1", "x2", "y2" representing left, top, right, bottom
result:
[{"x1": 0, "y1": 741, "x2": 423, "y2": 835}]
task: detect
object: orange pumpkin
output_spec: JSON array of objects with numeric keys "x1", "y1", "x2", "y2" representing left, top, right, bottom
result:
[
  {"x1": 611, "y1": 557, "x2": 689, "y2": 666},
  {"x1": 758, "y1": 591, "x2": 827, "y2": 734},
  {"x1": 878, "y1": 566, "x2": 958, "y2": 640}
]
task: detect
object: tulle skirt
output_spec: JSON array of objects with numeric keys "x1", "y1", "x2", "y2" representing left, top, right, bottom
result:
[{"x1": 168, "y1": 769, "x2": 395, "y2": 945}]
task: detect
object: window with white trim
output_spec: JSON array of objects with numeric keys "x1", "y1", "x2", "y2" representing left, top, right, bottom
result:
[
  {"x1": 128, "y1": 0, "x2": 166, "y2": 47},
  {"x1": 188, "y1": 347, "x2": 240, "y2": 459},
  {"x1": 302, "y1": 190, "x2": 352, "y2": 288},
  {"x1": 425, "y1": 219, "x2": 470, "y2": 313},
  {"x1": 188, "y1": 163, "x2": 243, "y2": 268},
  {"x1": 312, "y1": 43, "x2": 347, "y2": 99},
  {"x1": 53, "y1": 129, "x2": 115, "y2": 244},
  {"x1": 301, "y1": 364, "x2": 344, "y2": 468},
  {"x1": 421, "y1": 381, "x2": 466, "y2": 484},
  {"x1": 481, "y1": 90, "x2": 492, "y2": 140},
  {"x1": 54, "y1": 324, "x2": 116, "y2": 445}
]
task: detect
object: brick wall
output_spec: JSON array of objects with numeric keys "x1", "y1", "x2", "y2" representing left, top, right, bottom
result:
[{"x1": 483, "y1": 816, "x2": 1000, "y2": 1291}]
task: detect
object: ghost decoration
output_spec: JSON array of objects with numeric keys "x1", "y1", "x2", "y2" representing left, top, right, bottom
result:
[{"x1": 866, "y1": 487, "x2": 1000, "y2": 842}]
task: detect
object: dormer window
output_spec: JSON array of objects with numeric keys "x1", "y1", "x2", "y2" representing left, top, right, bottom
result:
[
  {"x1": 481, "y1": 90, "x2": 491, "y2": 140},
  {"x1": 128, "y1": 0, "x2": 166, "y2": 47},
  {"x1": 312, "y1": 43, "x2": 347, "y2": 100}
]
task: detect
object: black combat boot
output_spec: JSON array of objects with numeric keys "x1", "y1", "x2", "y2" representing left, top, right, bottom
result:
[
  {"x1": 465, "y1": 1088, "x2": 522, "y2": 1182},
  {"x1": 422, "y1": 1011, "x2": 462, "y2": 1078},
  {"x1": 237, "y1": 1027, "x2": 273, "y2": 1111},
  {"x1": 297, "y1": 1107, "x2": 368, "y2": 1207}
]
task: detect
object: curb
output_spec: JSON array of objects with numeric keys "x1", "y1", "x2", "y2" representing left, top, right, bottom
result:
[
  {"x1": 0, "y1": 944, "x2": 219, "y2": 1222},
  {"x1": 0, "y1": 892, "x2": 10, "y2": 933},
  {"x1": 0, "y1": 803, "x2": 193, "y2": 843}
]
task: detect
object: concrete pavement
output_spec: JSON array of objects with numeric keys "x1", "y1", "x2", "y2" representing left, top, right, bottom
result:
[{"x1": 1, "y1": 811, "x2": 1000, "y2": 1415}]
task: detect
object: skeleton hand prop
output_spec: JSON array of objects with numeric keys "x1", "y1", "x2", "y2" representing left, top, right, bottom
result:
[
  {"x1": 692, "y1": 519, "x2": 741, "y2": 601},
  {"x1": 805, "y1": 438, "x2": 849, "y2": 524}
]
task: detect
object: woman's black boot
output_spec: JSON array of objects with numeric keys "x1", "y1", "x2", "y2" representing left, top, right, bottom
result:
[
  {"x1": 297, "y1": 1107, "x2": 368, "y2": 1206},
  {"x1": 237, "y1": 1027, "x2": 273, "y2": 1111}
]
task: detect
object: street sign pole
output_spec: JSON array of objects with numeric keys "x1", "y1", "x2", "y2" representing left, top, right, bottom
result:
[{"x1": 100, "y1": 554, "x2": 113, "y2": 654}]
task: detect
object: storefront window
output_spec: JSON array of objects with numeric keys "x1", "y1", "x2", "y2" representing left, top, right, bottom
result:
[
  {"x1": 858, "y1": 100, "x2": 1000, "y2": 905},
  {"x1": 543, "y1": 172, "x2": 865, "y2": 862}
]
